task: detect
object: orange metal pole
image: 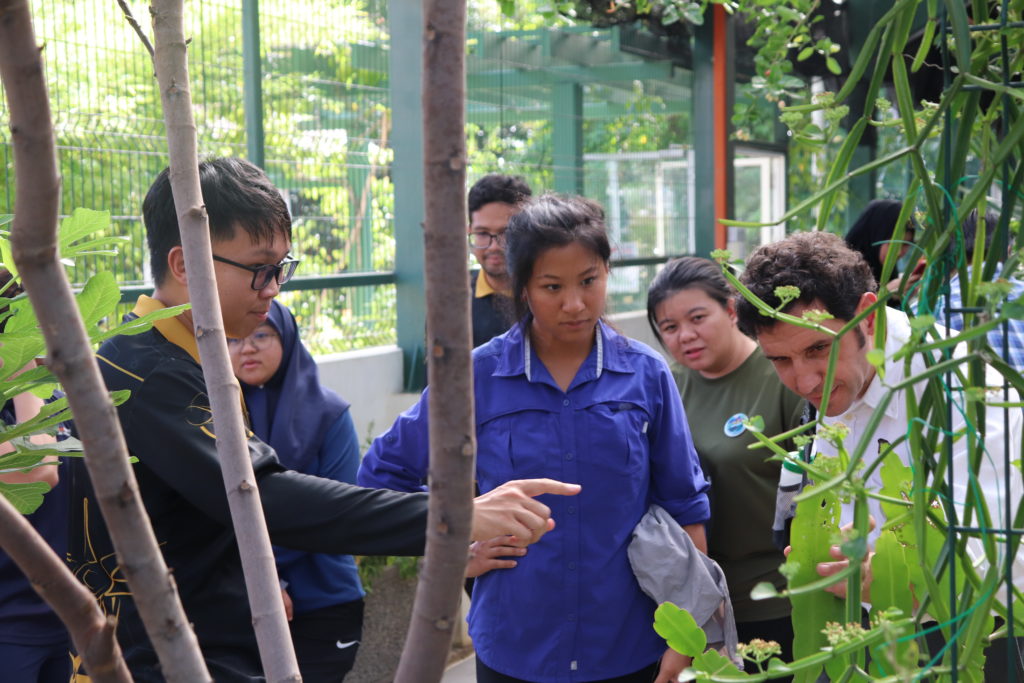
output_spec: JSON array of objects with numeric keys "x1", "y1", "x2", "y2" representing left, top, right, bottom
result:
[{"x1": 712, "y1": 3, "x2": 728, "y2": 250}]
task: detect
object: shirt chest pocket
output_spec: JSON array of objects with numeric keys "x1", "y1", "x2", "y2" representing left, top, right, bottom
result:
[
  {"x1": 477, "y1": 411, "x2": 560, "y2": 482},
  {"x1": 583, "y1": 400, "x2": 650, "y2": 474}
]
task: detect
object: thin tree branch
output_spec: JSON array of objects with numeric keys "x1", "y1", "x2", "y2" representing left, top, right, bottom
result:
[{"x1": 115, "y1": 0, "x2": 154, "y2": 60}]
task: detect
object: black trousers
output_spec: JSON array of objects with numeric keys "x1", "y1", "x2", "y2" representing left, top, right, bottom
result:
[
  {"x1": 476, "y1": 658, "x2": 658, "y2": 683},
  {"x1": 289, "y1": 599, "x2": 364, "y2": 683}
]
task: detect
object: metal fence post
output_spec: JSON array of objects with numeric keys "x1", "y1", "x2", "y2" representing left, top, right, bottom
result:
[
  {"x1": 552, "y1": 82, "x2": 583, "y2": 194},
  {"x1": 389, "y1": 0, "x2": 427, "y2": 390},
  {"x1": 242, "y1": 0, "x2": 264, "y2": 169}
]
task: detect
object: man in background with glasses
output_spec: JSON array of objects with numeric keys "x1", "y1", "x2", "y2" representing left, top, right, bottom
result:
[
  {"x1": 66, "y1": 157, "x2": 579, "y2": 681},
  {"x1": 467, "y1": 174, "x2": 531, "y2": 347}
]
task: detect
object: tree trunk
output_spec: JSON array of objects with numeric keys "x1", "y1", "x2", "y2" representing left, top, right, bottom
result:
[
  {"x1": 0, "y1": 0, "x2": 209, "y2": 680},
  {"x1": 393, "y1": 0, "x2": 473, "y2": 680},
  {"x1": 148, "y1": 2, "x2": 299, "y2": 681}
]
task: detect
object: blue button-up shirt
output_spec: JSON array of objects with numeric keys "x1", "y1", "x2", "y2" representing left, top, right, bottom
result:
[
  {"x1": 358, "y1": 321, "x2": 710, "y2": 682},
  {"x1": 929, "y1": 269, "x2": 1024, "y2": 373}
]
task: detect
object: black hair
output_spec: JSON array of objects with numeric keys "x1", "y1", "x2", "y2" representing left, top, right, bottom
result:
[
  {"x1": 737, "y1": 231, "x2": 876, "y2": 338},
  {"x1": 960, "y1": 207, "x2": 1005, "y2": 261},
  {"x1": 143, "y1": 157, "x2": 292, "y2": 286},
  {"x1": 467, "y1": 174, "x2": 533, "y2": 217},
  {"x1": 505, "y1": 194, "x2": 611, "y2": 322},
  {"x1": 845, "y1": 198, "x2": 911, "y2": 284},
  {"x1": 646, "y1": 256, "x2": 733, "y2": 344}
]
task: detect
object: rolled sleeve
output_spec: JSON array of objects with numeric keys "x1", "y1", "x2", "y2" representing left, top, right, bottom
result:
[
  {"x1": 357, "y1": 389, "x2": 431, "y2": 493},
  {"x1": 647, "y1": 360, "x2": 711, "y2": 526}
]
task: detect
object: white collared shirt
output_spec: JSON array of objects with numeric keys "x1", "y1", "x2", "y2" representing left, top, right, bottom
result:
[{"x1": 813, "y1": 308, "x2": 1024, "y2": 588}]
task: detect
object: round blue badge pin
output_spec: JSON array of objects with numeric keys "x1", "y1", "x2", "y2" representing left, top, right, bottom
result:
[{"x1": 723, "y1": 413, "x2": 747, "y2": 438}]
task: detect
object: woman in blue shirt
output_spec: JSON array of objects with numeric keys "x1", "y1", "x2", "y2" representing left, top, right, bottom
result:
[
  {"x1": 229, "y1": 301, "x2": 364, "y2": 683},
  {"x1": 358, "y1": 195, "x2": 710, "y2": 683}
]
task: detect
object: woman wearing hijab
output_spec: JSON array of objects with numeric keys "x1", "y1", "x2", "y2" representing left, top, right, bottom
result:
[{"x1": 229, "y1": 300, "x2": 363, "y2": 683}]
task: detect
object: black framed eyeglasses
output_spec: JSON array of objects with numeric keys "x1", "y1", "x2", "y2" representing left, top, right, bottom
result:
[
  {"x1": 469, "y1": 231, "x2": 506, "y2": 249},
  {"x1": 212, "y1": 254, "x2": 300, "y2": 291}
]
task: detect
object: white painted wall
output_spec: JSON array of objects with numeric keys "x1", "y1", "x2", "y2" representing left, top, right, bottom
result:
[
  {"x1": 315, "y1": 345, "x2": 419, "y2": 447},
  {"x1": 316, "y1": 310, "x2": 670, "y2": 450}
]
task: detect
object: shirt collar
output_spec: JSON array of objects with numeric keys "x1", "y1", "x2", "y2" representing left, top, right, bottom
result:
[
  {"x1": 132, "y1": 295, "x2": 201, "y2": 364},
  {"x1": 845, "y1": 309, "x2": 911, "y2": 420},
  {"x1": 493, "y1": 319, "x2": 633, "y2": 382},
  {"x1": 474, "y1": 270, "x2": 510, "y2": 298},
  {"x1": 522, "y1": 324, "x2": 604, "y2": 381}
]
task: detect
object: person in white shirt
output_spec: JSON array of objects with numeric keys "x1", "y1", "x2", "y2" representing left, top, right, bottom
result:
[{"x1": 734, "y1": 230, "x2": 1023, "y2": 676}]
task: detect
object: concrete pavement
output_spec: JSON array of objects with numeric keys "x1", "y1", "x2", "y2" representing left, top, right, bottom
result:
[{"x1": 442, "y1": 654, "x2": 476, "y2": 682}]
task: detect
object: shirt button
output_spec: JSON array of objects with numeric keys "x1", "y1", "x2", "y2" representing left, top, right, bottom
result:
[
  {"x1": 563, "y1": 399, "x2": 570, "y2": 406},
  {"x1": 565, "y1": 452, "x2": 574, "y2": 461},
  {"x1": 567, "y1": 505, "x2": 575, "y2": 514},
  {"x1": 568, "y1": 561, "x2": 576, "y2": 570},
  {"x1": 567, "y1": 613, "x2": 576, "y2": 622}
]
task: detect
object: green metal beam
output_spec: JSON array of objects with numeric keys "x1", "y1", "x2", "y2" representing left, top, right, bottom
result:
[
  {"x1": 466, "y1": 99, "x2": 688, "y2": 123},
  {"x1": 470, "y1": 29, "x2": 617, "y2": 67},
  {"x1": 468, "y1": 35, "x2": 545, "y2": 69},
  {"x1": 242, "y1": 0, "x2": 264, "y2": 168},
  {"x1": 467, "y1": 61, "x2": 677, "y2": 89},
  {"x1": 547, "y1": 30, "x2": 617, "y2": 64},
  {"x1": 118, "y1": 272, "x2": 397, "y2": 303},
  {"x1": 388, "y1": 0, "x2": 426, "y2": 390},
  {"x1": 552, "y1": 82, "x2": 583, "y2": 194}
]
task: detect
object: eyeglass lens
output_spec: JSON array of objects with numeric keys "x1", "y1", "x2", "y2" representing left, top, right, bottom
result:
[
  {"x1": 227, "y1": 330, "x2": 277, "y2": 350},
  {"x1": 252, "y1": 259, "x2": 299, "y2": 290},
  {"x1": 469, "y1": 232, "x2": 504, "y2": 248}
]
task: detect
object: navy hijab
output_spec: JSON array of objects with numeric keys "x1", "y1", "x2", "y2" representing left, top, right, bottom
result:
[
  {"x1": 241, "y1": 300, "x2": 350, "y2": 474},
  {"x1": 845, "y1": 199, "x2": 907, "y2": 285}
]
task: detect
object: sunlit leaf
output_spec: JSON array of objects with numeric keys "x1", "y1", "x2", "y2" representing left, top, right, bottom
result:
[
  {"x1": 653, "y1": 602, "x2": 706, "y2": 657},
  {"x1": 76, "y1": 271, "x2": 121, "y2": 329},
  {"x1": 59, "y1": 208, "x2": 111, "y2": 253}
]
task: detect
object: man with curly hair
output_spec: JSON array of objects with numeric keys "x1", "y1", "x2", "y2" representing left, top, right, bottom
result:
[{"x1": 736, "y1": 230, "x2": 1023, "y2": 677}]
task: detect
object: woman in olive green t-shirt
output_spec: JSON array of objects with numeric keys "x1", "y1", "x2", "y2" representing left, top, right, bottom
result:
[{"x1": 647, "y1": 257, "x2": 804, "y2": 676}]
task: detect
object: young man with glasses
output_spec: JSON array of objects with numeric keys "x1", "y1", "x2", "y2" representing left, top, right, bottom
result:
[
  {"x1": 66, "y1": 157, "x2": 578, "y2": 681},
  {"x1": 467, "y1": 174, "x2": 532, "y2": 347}
]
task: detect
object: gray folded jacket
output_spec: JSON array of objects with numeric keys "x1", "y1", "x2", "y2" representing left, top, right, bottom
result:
[{"x1": 628, "y1": 504, "x2": 742, "y2": 669}]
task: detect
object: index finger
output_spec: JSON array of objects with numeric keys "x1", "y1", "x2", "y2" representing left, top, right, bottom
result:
[{"x1": 509, "y1": 478, "x2": 581, "y2": 498}]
